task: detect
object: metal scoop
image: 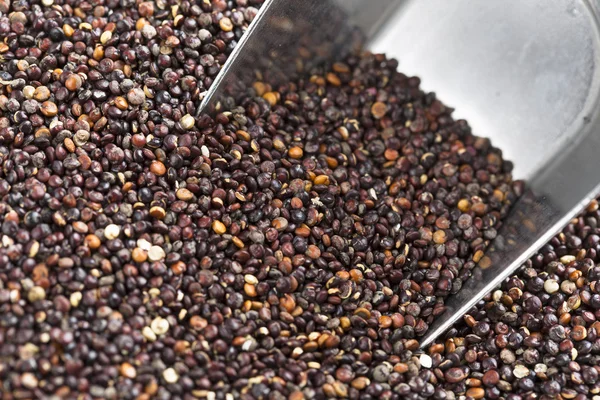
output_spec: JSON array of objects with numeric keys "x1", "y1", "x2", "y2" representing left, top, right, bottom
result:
[{"x1": 199, "y1": 0, "x2": 600, "y2": 348}]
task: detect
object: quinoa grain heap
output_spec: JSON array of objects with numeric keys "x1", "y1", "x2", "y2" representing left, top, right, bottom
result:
[{"x1": 7, "y1": 3, "x2": 588, "y2": 397}]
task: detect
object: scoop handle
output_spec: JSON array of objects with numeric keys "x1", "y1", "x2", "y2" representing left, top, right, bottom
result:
[
  {"x1": 198, "y1": 0, "x2": 401, "y2": 115},
  {"x1": 420, "y1": 123, "x2": 600, "y2": 348}
]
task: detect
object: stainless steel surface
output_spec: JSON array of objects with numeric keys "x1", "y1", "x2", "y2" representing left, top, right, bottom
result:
[{"x1": 201, "y1": 0, "x2": 600, "y2": 348}]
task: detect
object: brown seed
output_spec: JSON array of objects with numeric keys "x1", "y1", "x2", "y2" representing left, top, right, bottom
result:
[
  {"x1": 350, "y1": 377, "x2": 370, "y2": 390},
  {"x1": 332, "y1": 381, "x2": 348, "y2": 397},
  {"x1": 379, "y1": 315, "x2": 392, "y2": 328},
  {"x1": 571, "y1": 325, "x2": 587, "y2": 341},
  {"x1": 93, "y1": 46, "x2": 105, "y2": 60},
  {"x1": 114, "y1": 96, "x2": 128, "y2": 110},
  {"x1": 132, "y1": 248, "x2": 147, "y2": 263},
  {"x1": 349, "y1": 269, "x2": 363, "y2": 282},
  {"x1": 236, "y1": 130, "x2": 251, "y2": 142},
  {"x1": 120, "y1": 363, "x2": 137, "y2": 379},
  {"x1": 294, "y1": 225, "x2": 310, "y2": 238},
  {"x1": 314, "y1": 175, "x2": 330, "y2": 185},
  {"x1": 371, "y1": 102, "x2": 387, "y2": 119},
  {"x1": 63, "y1": 24, "x2": 74, "y2": 37},
  {"x1": 232, "y1": 236, "x2": 245, "y2": 248},
  {"x1": 219, "y1": 17, "x2": 233, "y2": 31},
  {"x1": 244, "y1": 283, "x2": 257, "y2": 297},
  {"x1": 445, "y1": 367, "x2": 468, "y2": 383},
  {"x1": 85, "y1": 234, "x2": 101, "y2": 249},
  {"x1": 171, "y1": 261, "x2": 186, "y2": 275},
  {"x1": 263, "y1": 92, "x2": 278, "y2": 106},
  {"x1": 149, "y1": 206, "x2": 166, "y2": 219},
  {"x1": 150, "y1": 161, "x2": 166, "y2": 176},
  {"x1": 40, "y1": 101, "x2": 58, "y2": 117},
  {"x1": 291, "y1": 197, "x2": 303, "y2": 209},
  {"x1": 65, "y1": 74, "x2": 82, "y2": 91},
  {"x1": 252, "y1": 82, "x2": 266, "y2": 96},
  {"x1": 473, "y1": 250, "x2": 484, "y2": 263},
  {"x1": 326, "y1": 73, "x2": 341, "y2": 86},
  {"x1": 189, "y1": 316, "x2": 208, "y2": 330},
  {"x1": 457, "y1": 199, "x2": 471, "y2": 212},
  {"x1": 289, "y1": 391, "x2": 304, "y2": 400},
  {"x1": 138, "y1": 1, "x2": 154, "y2": 16},
  {"x1": 472, "y1": 202, "x2": 487, "y2": 216},
  {"x1": 384, "y1": 149, "x2": 399, "y2": 160},
  {"x1": 272, "y1": 217, "x2": 289, "y2": 231},
  {"x1": 466, "y1": 388, "x2": 485, "y2": 399},
  {"x1": 32, "y1": 264, "x2": 48, "y2": 282},
  {"x1": 64, "y1": 137, "x2": 75, "y2": 153},
  {"x1": 33, "y1": 86, "x2": 50, "y2": 101},
  {"x1": 482, "y1": 369, "x2": 499, "y2": 387},
  {"x1": 289, "y1": 147, "x2": 303, "y2": 159},
  {"x1": 305, "y1": 245, "x2": 321, "y2": 259},
  {"x1": 322, "y1": 384, "x2": 336, "y2": 397},
  {"x1": 280, "y1": 294, "x2": 296, "y2": 312},
  {"x1": 212, "y1": 220, "x2": 226, "y2": 235},
  {"x1": 433, "y1": 230, "x2": 447, "y2": 244},
  {"x1": 479, "y1": 256, "x2": 492, "y2": 269},
  {"x1": 176, "y1": 188, "x2": 194, "y2": 201}
]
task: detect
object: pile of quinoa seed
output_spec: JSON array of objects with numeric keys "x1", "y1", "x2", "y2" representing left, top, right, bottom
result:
[{"x1": 1, "y1": 1, "x2": 599, "y2": 399}]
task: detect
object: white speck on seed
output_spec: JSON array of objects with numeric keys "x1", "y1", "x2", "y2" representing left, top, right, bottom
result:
[
  {"x1": 534, "y1": 363, "x2": 547, "y2": 374},
  {"x1": 163, "y1": 367, "x2": 179, "y2": 383},
  {"x1": 137, "y1": 238, "x2": 152, "y2": 251},
  {"x1": 419, "y1": 354, "x2": 432, "y2": 368},
  {"x1": 104, "y1": 224, "x2": 120, "y2": 240},
  {"x1": 21, "y1": 372, "x2": 38, "y2": 389},
  {"x1": 2, "y1": 235, "x2": 14, "y2": 247},
  {"x1": 70, "y1": 292, "x2": 82, "y2": 307},
  {"x1": 242, "y1": 339, "x2": 255, "y2": 352},
  {"x1": 561, "y1": 280, "x2": 577, "y2": 294},
  {"x1": 180, "y1": 114, "x2": 195, "y2": 130},
  {"x1": 513, "y1": 364, "x2": 529, "y2": 378},
  {"x1": 544, "y1": 279, "x2": 559, "y2": 294},
  {"x1": 560, "y1": 255, "x2": 576, "y2": 264},
  {"x1": 27, "y1": 286, "x2": 46, "y2": 302},
  {"x1": 311, "y1": 197, "x2": 324, "y2": 207},
  {"x1": 148, "y1": 245, "x2": 166, "y2": 261},
  {"x1": 127, "y1": 88, "x2": 146, "y2": 105},
  {"x1": 41, "y1": 0, "x2": 53, "y2": 5},
  {"x1": 100, "y1": 30, "x2": 112, "y2": 44},
  {"x1": 368, "y1": 188, "x2": 377, "y2": 200},
  {"x1": 141, "y1": 24, "x2": 157, "y2": 40},
  {"x1": 257, "y1": 327, "x2": 269, "y2": 336},
  {"x1": 179, "y1": 309, "x2": 187, "y2": 320},
  {"x1": 201, "y1": 145, "x2": 210, "y2": 157},
  {"x1": 492, "y1": 290, "x2": 503, "y2": 302},
  {"x1": 142, "y1": 326, "x2": 157, "y2": 342},
  {"x1": 244, "y1": 274, "x2": 258, "y2": 285},
  {"x1": 151, "y1": 317, "x2": 169, "y2": 335}
]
